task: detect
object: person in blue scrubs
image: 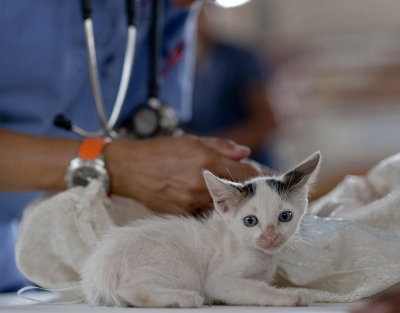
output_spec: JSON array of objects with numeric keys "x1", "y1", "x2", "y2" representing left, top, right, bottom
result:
[
  {"x1": 184, "y1": 5, "x2": 277, "y2": 166},
  {"x1": 0, "y1": 0, "x2": 263, "y2": 292}
]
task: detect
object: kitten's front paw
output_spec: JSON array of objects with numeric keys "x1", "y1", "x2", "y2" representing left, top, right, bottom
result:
[
  {"x1": 169, "y1": 291, "x2": 204, "y2": 308},
  {"x1": 292, "y1": 289, "x2": 313, "y2": 307}
]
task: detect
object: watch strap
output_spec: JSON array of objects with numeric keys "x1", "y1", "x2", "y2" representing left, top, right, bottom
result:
[{"x1": 78, "y1": 137, "x2": 111, "y2": 160}]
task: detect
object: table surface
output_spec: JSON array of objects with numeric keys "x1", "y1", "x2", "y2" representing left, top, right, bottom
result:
[{"x1": 0, "y1": 292, "x2": 356, "y2": 313}]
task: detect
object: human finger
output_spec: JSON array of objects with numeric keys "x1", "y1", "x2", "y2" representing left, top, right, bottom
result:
[{"x1": 199, "y1": 137, "x2": 251, "y2": 161}]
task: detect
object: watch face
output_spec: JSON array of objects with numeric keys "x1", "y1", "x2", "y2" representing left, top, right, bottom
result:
[
  {"x1": 66, "y1": 159, "x2": 109, "y2": 191},
  {"x1": 72, "y1": 166, "x2": 100, "y2": 187}
]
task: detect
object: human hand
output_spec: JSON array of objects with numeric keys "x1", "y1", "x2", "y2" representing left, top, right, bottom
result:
[
  {"x1": 351, "y1": 287, "x2": 400, "y2": 313},
  {"x1": 104, "y1": 135, "x2": 260, "y2": 215}
]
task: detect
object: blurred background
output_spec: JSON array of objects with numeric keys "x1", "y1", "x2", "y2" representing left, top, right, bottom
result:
[{"x1": 189, "y1": 0, "x2": 400, "y2": 199}]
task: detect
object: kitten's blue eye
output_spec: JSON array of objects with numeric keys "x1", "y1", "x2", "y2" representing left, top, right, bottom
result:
[
  {"x1": 243, "y1": 215, "x2": 258, "y2": 227},
  {"x1": 279, "y1": 211, "x2": 292, "y2": 222}
]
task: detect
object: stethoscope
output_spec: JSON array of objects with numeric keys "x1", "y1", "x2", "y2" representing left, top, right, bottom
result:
[{"x1": 54, "y1": 0, "x2": 179, "y2": 139}]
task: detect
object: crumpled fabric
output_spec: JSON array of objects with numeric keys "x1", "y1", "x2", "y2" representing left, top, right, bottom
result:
[
  {"x1": 277, "y1": 153, "x2": 400, "y2": 302},
  {"x1": 15, "y1": 181, "x2": 152, "y2": 299},
  {"x1": 15, "y1": 153, "x2": 400, "y2": 302}
]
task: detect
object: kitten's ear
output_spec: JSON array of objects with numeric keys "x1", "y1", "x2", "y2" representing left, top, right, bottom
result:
[
  {"x1": 203, "y1": 170, "x2": 243, "y2": 215},
  {"x1": 281, "y1": 152, "x2": 321, "y2": 194}
]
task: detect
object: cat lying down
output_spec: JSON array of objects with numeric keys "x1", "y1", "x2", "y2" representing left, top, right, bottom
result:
[{"x1": 81, "y1": 152, "x2": 320, "y2": 307}]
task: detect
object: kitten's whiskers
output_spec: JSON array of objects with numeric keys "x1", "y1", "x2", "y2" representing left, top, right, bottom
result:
[{"x1": 225, "y1": 167, "x2": 236, "y2": 183}]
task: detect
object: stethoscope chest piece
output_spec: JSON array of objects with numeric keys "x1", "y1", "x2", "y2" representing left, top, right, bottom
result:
[{"x1": 131, "y1": 97, "x2": 178, "y2": 139}]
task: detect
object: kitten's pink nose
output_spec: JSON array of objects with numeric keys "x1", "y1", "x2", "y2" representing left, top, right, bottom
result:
[{"x1": 263, "y1": 233, "x2": 278, "y2": 244}]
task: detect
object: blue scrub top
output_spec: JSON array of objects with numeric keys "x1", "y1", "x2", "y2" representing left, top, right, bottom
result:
[
  {"x1": 0, "y1": 0, "x2": 197, "y2": 292},
  {"x1": 186, "y1": 42, "x2": 272, "y2": 164},
  {"x1": 188, "y1": 42, "x2": 265, "y2": 134}
]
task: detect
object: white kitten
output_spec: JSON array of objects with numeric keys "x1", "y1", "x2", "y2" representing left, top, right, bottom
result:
[{"x1": 81, "y1": 152, "x2": 321, "y2": 307}]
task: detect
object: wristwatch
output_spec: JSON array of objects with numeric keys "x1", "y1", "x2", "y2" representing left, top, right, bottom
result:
[{"x1": 65, "y1": 137, "x2": 111, "y2": 191}]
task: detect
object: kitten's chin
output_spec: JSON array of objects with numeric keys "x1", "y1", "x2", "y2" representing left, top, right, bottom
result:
[
  {"x1": 260, "y1": 245, "x2": 283, "y2": 254},
  {"x1": 254, "y1": 240, "x2": 286, "y2": 254}
]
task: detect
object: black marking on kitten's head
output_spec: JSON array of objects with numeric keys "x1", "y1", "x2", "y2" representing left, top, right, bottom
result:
[
  {"x1": 266, "y1": 170, "x2": 305, "y2": 198},
  {"x1": 231, "y1": 182, "x2": 256, "y2": 200},
  {"x1": 203, "y1": 152, "x2": 320, "y2": 218},
  {"x1": 266, "y1": 179, "x2": 287, "y2": 196}
]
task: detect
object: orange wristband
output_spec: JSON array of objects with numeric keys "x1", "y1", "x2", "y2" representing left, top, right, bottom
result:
[{"x1": 78, "y1": 137, "x2": 112, "y2": 160}]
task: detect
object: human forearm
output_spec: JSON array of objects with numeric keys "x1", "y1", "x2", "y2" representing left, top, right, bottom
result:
[
  {"x1": 0, "y1": 128, "x2": 80, "y2": 191},
  {"x1": 0, "y1": 128, "x2": 262, "y2": 215}
]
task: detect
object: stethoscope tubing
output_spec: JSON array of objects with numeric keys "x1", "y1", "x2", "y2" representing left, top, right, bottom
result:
[
  {"x1": 72, "y1": 0, "x2": 136, "y2": 139},
  {"x1": 56, "y1": 0, "x2": 175, "y2": 139}
]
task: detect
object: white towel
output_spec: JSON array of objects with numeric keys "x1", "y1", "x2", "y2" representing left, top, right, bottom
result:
[
  {"x1": 15, "y1": 181, "x2": 152, "y2": 299},
  {"x1": 15, "y1": 153, "x2": 400, "y2": 302}
]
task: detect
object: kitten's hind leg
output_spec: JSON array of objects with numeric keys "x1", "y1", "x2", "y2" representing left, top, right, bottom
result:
[{"x1": 116, "y1": 278, "x2": 204, "y2": 308}]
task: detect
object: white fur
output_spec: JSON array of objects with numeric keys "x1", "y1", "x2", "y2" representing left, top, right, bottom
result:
[{"x1": 81, "y1": 153, "x2": 320, "y2": 307}]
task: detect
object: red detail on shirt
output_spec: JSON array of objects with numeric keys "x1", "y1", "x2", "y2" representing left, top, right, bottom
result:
[{"x1": 161, "y1": 41, "x2": 185, "y2": 77}]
